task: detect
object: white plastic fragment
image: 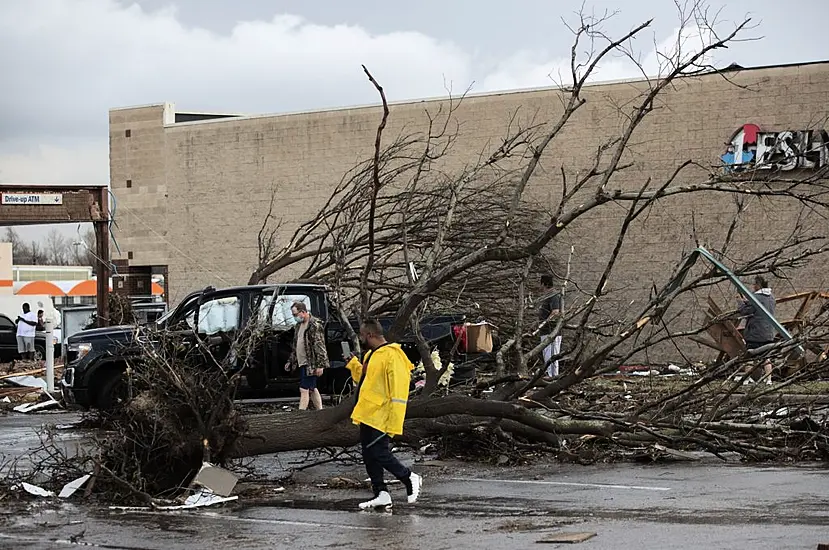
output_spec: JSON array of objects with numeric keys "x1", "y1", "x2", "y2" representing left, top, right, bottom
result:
[
  {"x1": 59, "y1": 474, "x2": 92, "y2": 498},
  {"x1": 184, "y1": 488, "x2": 237, "y2": 507},
  {"x1": 21, "y1": 482, "x2": 54, "y2": 497},
  {"x1": 6, "y1": 376, "x2": 47, "y2": 390},
  {"x1": 109, "y1": 489, "x2": 238, "y2": 512},
  {"x1": 13, "y1": 398, "x2": 60, "y2": 413}
]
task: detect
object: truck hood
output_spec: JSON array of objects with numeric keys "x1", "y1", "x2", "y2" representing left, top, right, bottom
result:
[{"x1": 66, "y1": 325, "x2": 136, "y2": 345}]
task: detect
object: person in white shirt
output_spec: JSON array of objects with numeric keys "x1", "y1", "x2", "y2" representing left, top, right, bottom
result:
[{"x1": 15, "y1": 303, "x2": 38, "y2": 361}]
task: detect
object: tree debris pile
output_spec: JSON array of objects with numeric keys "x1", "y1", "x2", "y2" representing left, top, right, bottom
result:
[
  {"x1": 547, "y1": 373, "x2": 829, "y2": 462},
  {"x1": 83, "y1": 293, "x2": 136, "y2": 329},
  {"x1": 1, "y1": 327, "x2": 252, "y2": 505},
  {"x1": 93, "y1": 327, "x2": 248, "y2": 501}
]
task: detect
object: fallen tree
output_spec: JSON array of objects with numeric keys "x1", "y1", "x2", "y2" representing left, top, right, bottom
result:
[
  {"x1": 7, "y1": 2, "x2": 829, "y2": 503},
  {"x1": 236, "y1": 3, "x2": 829, "y2": 463}
]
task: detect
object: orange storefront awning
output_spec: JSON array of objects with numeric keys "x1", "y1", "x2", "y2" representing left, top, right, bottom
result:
[
  {"x1": 16, "y1": 280, "x2": 67, "y2": 296},
  {"x1": 68, "y1": 279, "x2": 112, "y2": 297}
]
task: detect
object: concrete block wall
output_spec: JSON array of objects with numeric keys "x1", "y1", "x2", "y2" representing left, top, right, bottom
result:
[{"x1": 111, "y1": 62, "x2": 829, "y2": 348}]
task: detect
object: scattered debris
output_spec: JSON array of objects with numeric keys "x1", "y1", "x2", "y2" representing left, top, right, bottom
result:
[
  {"x1": 364, "y1": 477, "x2": 400, "y2": 485},
  {"x1": 318, "y1": 477, "x2": 363, "y2": 489},
  {"x1": 21, "y1": 482, "x2": 55, "y2": 498},
  {"x1": 111, "y1": 489, "x2": 238, "y2": 511},
  {"x1": 183, "y1": 488, "x2": 238, "y2": 508},
  {"x1": 5, "y1": 375, "x2": 47, "y2": 390},
  {"x1": 58, "y1": 475, "x2": 92, "y2": 498},
  {"x1": 537, "y1": 532, "x2": 597, "y2": 544},
  {"x1": 191, "y1": 463, "x2": 238, "y2": 497},
  {"x1": 13, "y1": 395, "x2": 60, "y2": 414},
  {"x1": 634, "y1": 444, "x2": 702, "y2": 463},
  {"x1": 497, "y1": 518, "x2": 542, "y2": 532},
  {"x1": 55, "y1": 423, "x2": 80, "y2": 430}
]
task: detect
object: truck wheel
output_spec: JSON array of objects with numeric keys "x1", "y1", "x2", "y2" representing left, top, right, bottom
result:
[
  {"x1": 34, "y1": 345, "x2": 45, "y2": 362},
  {"x1": 96, "y1": 369, "x2": 128, "y2": 410}
]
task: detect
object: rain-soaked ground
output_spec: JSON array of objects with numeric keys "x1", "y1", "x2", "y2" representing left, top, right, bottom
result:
[{"x1": 0, "y1": 412, "x2": 827, "y2": 549}]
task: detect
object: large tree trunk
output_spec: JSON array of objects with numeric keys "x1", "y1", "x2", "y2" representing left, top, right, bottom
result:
[{"x1": 231, "y1": 395, "x2": 618, "y2": 457}]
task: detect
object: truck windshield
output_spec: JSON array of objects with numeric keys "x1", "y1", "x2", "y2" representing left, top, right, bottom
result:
[{"x1": 257, "y1": 293, "x2": 313, "y2": 330}]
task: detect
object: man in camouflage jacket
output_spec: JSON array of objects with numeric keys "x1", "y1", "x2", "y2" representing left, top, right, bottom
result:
[{"x1": 286, "y1": 301, "x2": 329, "y2": 410}]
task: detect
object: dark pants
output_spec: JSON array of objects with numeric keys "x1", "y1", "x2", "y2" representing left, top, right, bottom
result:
[{"x1": 360, "y1": 424, "x2": 411, "y2": 494}]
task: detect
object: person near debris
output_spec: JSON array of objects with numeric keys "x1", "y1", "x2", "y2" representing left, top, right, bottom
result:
[
  {"x1": 345, "y1": 318, "x2": 422, "y2": 510},
  {"x1": 737, "y1": 275, "x2": 777, "y2": 385},
  {"x1": 538, "y1": 275, "x2": 563, "y2": 377},
  {"x1": 15, "y1": 303, "x2": 37, "y2": 361},
  {"x1": 286, "y1": 301, "x2": 328, "y2": 410},
  {"x1": 36, "y1": 309, "x2": 45, "y2": 332}
]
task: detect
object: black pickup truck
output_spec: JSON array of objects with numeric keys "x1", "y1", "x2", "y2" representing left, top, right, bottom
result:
[{"x1": 61, "y1": 283, "x2": 468, "y2": 410}]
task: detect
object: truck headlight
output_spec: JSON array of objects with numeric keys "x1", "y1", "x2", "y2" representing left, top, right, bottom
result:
[{"x1": 71, "y1": 342, "x2": 93, "y2": 360}]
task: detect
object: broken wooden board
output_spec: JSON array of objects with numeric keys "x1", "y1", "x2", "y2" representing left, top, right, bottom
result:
[{"x1": 537, "y1": 532, "x2": 597, "y2": 544}]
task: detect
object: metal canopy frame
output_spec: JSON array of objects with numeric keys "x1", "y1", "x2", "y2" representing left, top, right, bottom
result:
[
  {"x1": 666, "y1": 246, "x2": 802, "y2": 354},
  {"x1": 0, "y1": 183, "x2": 111, "y2": 327}
]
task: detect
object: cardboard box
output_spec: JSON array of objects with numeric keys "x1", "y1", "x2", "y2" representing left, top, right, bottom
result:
[{"x1": 465, "y1": 322, "x2": 493, "y2": 353}]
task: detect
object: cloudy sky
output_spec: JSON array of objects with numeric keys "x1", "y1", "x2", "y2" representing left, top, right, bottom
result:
[{"x1": 2, "y1": 0, "x2": 828, "y2": 241}]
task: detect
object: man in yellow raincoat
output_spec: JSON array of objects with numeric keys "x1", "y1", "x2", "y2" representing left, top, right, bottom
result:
[{"x1": 346, "y1": 318, "x2": 422, "y2": 509}]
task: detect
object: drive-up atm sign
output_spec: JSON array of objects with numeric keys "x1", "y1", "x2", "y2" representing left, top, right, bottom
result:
[{"x1": 1, "y1": 193, "x2": 63, "y2": 205}]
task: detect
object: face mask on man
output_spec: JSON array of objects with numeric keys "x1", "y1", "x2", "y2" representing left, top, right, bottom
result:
[{"x1": 293, "y1": 314, "x2": 303, "y2": 323}]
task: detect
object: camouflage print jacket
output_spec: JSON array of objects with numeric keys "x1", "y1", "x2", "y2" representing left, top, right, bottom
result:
[{"x1": 288, "y1": 317, "x2": 330, "y2": 376}]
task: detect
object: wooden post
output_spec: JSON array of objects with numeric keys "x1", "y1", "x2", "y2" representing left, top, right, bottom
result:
[{"x1": 95, "y1": 189, "x2": 110, "y2": 327}]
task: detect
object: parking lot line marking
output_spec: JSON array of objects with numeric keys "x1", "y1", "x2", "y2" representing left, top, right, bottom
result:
[{"x1": 450, "y1": 477, "x2": 672, "y2": 492}]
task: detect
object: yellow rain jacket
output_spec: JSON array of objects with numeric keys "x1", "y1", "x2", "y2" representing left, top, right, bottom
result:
[{"x1": 346, "y1": 343, "x2": 414, "y2": 436}]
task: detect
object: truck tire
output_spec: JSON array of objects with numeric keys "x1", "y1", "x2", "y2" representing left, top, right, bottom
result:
[
  {"x1": 34, "y1": 344, "x2": 45, "y2": 362},
  {"x1": 96, "y1": 368, "x2": 128, "y2": 411}
]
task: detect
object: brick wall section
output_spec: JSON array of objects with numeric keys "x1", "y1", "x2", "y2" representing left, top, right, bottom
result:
[
  {"x1": 109, "y1": 104, "x2": 171, "y2": 273},
  {"x1": 111, "y1": 63, "x2": 829, "y2": 359}
]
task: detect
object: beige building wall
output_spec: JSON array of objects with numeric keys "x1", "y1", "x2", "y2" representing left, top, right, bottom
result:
[{"x1": 110, "y1": 62, "x2": 829, "y2": 321}]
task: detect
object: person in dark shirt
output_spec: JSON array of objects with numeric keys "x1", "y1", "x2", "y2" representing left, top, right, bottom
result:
[
  {"x1": 538, "y1": 275, "x2": 563, "y2": 377},
  {"x1": 737, "y1": 275, "x2": 777, "y2": 385}
]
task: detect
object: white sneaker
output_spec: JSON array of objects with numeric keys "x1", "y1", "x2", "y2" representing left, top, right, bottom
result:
[
  {"x1": 407, "y1": 472, "x2": 422, "y2": 504},
  {"x1": 742, "y1": 377, "x2": 755, "y2": 386},
  {"x1": 359, "y1": 491, "x2": 392, "y2": 510}
]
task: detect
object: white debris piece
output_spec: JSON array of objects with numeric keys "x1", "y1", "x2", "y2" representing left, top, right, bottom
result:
[
  {"x1": 21, "y1": 482, "x2": 55, "y2": 497},
  {"x1": 13, "y1": 398, "x2": 60, "y2": 414},
  {"x1": 6, "y1": 376, "x2": 47, "y2": 390},
  {"x1": 183, "y1": 488, "x2": 237, "y2": 508},
  {"x1": 191, "y1": 462, "x2": 238, "y2": 497},
  {"x1": 59, "y1": 474, "x2": 92, "y2": 498},
  {"x1": 110, "y1": 490, "x2": 238, "y2": 512}
]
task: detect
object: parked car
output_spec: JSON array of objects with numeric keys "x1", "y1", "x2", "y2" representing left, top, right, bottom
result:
[
  {"x1": 0, "y1": 313, "x2": 61, "y2": 362},
  {"x1": 62, "y1": 283, "x2": 472, "y2": 410}
]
